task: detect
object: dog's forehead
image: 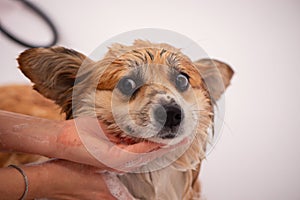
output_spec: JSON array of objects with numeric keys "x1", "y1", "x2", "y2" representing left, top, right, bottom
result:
[
  {"x1": 97, "y1": 47, "x2": 204, "y2": 90},
  {"x1": 113, "y1": 48, "x2": 195, "y2": 72}
]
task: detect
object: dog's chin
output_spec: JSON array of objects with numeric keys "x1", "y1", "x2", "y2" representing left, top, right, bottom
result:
[
  {"x1": 127, "y1": 131, "x2": 188, "y2": 146},
  {"x1": 146, "y1": 124, "x2": 193, "y2": 146},
  {"x1": 147, "y1": 134, "x2": 189, "y2": 146},
  {"x1": 111, "y1": 129, "x2": 188, "y2": 146}
]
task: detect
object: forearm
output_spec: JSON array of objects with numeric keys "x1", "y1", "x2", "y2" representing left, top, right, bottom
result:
[
  {"x1": 0, "y1": 110, "x2": 167, "y2": 171},
  {"x1": 0, "y1": 110, "x2": 105, "y2": 169},
  {"x1": 0, "y1": 110, "x2": 62, "y2": 157}
]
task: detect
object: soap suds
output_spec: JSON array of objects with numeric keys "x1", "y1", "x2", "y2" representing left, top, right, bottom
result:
[{"x1": 102, "y1": 172, "x2": 138, "y2": 200}]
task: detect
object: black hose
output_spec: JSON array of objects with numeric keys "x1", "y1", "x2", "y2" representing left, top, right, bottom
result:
[{"x1": 0, "y1": 0, "x2": 58, "y2": 48}]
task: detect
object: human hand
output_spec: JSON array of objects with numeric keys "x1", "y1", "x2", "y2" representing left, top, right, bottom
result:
[
  {"x1": 0, "y1": 110, "x2": 187, "y2": 172},
  {"x1": 22, "y1": 159, "x2": 134, "y2": 200},
  {"x1": 53, "y1": 117, "x2": 188, "y2": 172},
  {"x1": 45, "y1": 159, "x2": 139, "y2": 200}
]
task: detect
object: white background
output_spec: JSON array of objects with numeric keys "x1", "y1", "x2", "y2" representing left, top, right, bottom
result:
[{"x1": 1, "y1": 0, "x2": 300, "y2": 199}]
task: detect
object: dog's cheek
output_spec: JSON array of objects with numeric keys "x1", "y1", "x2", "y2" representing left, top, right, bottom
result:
[
  {"x1": 94, "y1": 90, "x2": 115, "y2": 122},
  {"x1": 183, "y1": 89, "x2": 211, "y2": 122}
]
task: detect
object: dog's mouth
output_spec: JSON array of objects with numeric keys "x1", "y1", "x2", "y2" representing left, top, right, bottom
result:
[
  {"x1": 157, "y1": 129, "x2": 180, "y2": 139},
  {"x1": 105, "y1": 128, "x2": 156, "y2": 146},
  {"x1": 106, "y1": 125, "x2": 184, "y2": 147},
  {"x1": 105, "y1": 123, "x2": 183, "y2": 146},
  {"x1": 115, "y1": 135, "x2": 144, "y2": 145}
]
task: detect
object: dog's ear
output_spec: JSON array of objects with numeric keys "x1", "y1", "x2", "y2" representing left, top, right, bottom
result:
[
  {"x1": 194, "y1": 59, "x2": 234, "y2": 101},
  {"x1": 18, "y1": 47, "x2": 91, "y2": 107}
]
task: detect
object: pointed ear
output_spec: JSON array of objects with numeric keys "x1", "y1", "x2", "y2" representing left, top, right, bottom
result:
[
  {"x1": 194, "y1": 59, "x2": 234, "y2": 101},
  {"x1": 18, "y1": 47, "x2": 91, "y2": 107}
]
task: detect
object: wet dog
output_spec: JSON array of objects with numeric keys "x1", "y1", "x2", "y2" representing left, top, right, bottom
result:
[{"x1": 1, "y1": 40, "x2": 233, "y2": 199}]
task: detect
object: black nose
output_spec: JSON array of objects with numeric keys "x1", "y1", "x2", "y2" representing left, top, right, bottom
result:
[{"x1": 154, "y1": 105, "x2": 183, "y2": 128}]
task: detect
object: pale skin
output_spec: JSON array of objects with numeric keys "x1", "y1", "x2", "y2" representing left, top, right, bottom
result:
[{"x1": 0, "y1": 110, "x2": 182, "y2": 199}]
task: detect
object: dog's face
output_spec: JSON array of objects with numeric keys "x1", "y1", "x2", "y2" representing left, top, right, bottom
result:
[
  {"x1": 96, "y1": 47, "x2": 212, "y2": 145},
  {"x1": 18, "y1": 40, "x2": 233, "y2": 147}
]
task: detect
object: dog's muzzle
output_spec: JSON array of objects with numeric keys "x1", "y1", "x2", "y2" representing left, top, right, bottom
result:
[{"x1": 154, "y1": 104, "x2": 184, "y2": 139}]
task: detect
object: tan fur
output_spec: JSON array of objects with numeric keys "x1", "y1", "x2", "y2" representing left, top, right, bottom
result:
[{"x1": 0, "y1": 40, "x2": 233, "y2": 199}]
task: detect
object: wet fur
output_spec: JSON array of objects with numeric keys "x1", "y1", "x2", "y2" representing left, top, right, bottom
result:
[{"x1": 0, "y1": 40, "x2": 233, "y2": 199}]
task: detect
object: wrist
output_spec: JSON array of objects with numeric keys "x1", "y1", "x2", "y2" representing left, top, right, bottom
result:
[
  {"x1": 37, "y1": 160, "x2": 70, "y2": 198},
  {"x1": 21, "y1": 162, "x2": 56, "y2": 199}
]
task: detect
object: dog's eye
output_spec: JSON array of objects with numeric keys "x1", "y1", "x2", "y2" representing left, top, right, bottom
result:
[
  {"x1": 175, "y1": 73, "x2": 189, "y2": 91},
  {"x1": 118, "y1": 77, "x2": 137, "y2": 95}
]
